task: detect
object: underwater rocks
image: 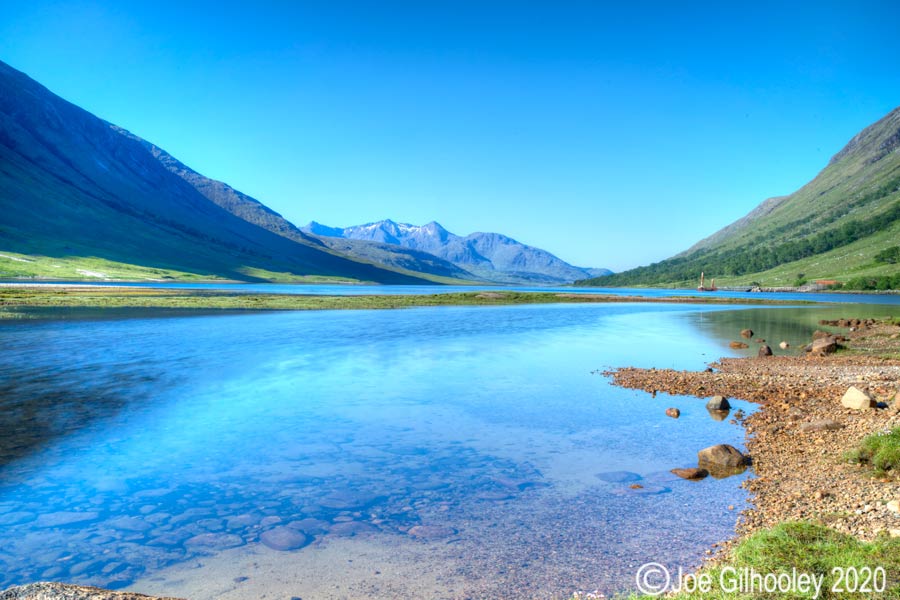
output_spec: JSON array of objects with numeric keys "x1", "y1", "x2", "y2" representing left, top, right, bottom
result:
[{"x1": 259, "y1": 527, "x2": 309, "y2": 551}]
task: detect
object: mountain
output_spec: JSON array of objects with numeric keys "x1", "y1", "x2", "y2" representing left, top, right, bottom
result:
[
  {"x1": 0, "y1": 59, "x2": 433, "y2": 283},
  {"x1": 303, "y1": 220, "x2": 610, "y2": 284},
  {"x1": 577, "y1": 106, "x2": 900, "y2": 289}
]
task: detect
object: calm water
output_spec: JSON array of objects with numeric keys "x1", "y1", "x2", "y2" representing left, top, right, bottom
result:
[
  {"x1": 15, "y1": 280, "x2": 900, "y2": 304},
  {"x1": 0, "y1": 301, "x2": 887, "y2": 598}
]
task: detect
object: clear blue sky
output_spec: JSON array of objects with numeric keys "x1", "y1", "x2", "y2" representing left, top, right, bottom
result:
[{"x1": 2, "y1": 1, "x2": 899, "y2": 271}]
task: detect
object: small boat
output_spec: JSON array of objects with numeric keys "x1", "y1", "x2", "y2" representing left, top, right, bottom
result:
[{"x1": 697, "y1": 272, "x2": 717, "y2": 292}]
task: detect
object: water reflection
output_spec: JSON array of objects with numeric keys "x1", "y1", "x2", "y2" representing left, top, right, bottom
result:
[{"x1": 0, "y1": 303, "x2": 763, "y2": 597}]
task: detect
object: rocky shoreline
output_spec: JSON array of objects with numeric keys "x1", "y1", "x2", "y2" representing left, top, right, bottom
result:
[
  {"x1": 0, "y1": 583, "x2": 182, "y2": 600},
  {"x1": 607, "y1": 318, "x2": 900, "y2": 556}
]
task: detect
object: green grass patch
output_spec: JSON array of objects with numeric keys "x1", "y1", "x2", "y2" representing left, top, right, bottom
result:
[
  {"x1": 597, "y1": 522, "x2": 900, "y2": 599},
  {"x1": 847, "y1": 428, "x2": 900, "y2": 478}
]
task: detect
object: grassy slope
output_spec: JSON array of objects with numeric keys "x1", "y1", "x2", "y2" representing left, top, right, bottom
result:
[
  {"x1": 578, "y1": 107, "x2": 900, "y2": 288},
  {"x1": 0, "y1": 60, "x2": 444, "y2": 285}
]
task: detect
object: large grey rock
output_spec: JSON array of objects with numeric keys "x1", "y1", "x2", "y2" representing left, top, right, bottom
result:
[
  {"x1": 841, "y1": 386, "x2": 875, "y2": 410},
  {"x1": 758, "y1": 344, "x2": 773, "y2": 357},
  {"x1": 0, "y1": 582, "x2": 183, "y2": 599},
  {"x1": 698, "y1": 444, "x2": 748, "y2": 469},
  {"x1": 706, "y1": 396, "x2": 731, "y2": 410},
  {"x1": 810, "y1": 337, "x2": 838, "y2": 355}
]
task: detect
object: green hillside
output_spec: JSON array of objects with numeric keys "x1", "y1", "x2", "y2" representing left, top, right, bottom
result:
[
  {"x1": 0, "y1": 60, "x2": 437, "y2": 284},
  {"x1": 577, "y1": 106, "x2": 900, "y2": 290}
]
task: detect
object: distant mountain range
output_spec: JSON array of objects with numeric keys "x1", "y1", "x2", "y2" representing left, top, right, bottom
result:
[
  {"x1": 578, "y1": 105, "x2": 900, "y2": 289},
  {"x1": 0, "y1": 59, "x2": 605, "y2": 285},
  {"x1": 304, "y1": 220, "x2": 611, "y2": 284}
]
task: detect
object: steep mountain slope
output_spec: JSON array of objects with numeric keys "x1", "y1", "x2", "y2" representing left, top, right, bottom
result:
[
  {"x1": 0, "y1": 60, "x2": 430, "y2": 283},
  {"x1": 578, "y1": 106, "x2": 900, "y2": 288},
  {"x1": 304, "y1": 220, "x2": 609, "y2": 284}
]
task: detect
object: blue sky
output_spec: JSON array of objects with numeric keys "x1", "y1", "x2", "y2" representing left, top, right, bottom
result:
[{"x1": 2, "y1": 1, "x2": 899, "y2": 271}]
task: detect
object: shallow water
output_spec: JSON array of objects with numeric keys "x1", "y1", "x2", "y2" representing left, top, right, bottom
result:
[{"x1": 0, "y1": 301, "x2": 871, "y2": 598}]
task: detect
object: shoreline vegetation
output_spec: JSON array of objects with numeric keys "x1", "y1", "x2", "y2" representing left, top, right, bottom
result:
[
  {"x1": 0, "y1": 286, "x2": 812, "y2": 320},
  {"x1": 604, "y1": 317, "x2": 900, "y2": 598}
]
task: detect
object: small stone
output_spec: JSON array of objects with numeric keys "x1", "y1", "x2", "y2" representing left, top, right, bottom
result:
[
  {"x1": 799, "y1": 419, "x2": 844, "y2": 433},
  {"x1": 670, "y1": 468, "x2": 709, "y2": 480},
  {"x1": 665, "y1": 407, "x2": 681, "y2": 418},
  {"x1": 887, "y1": 500, "x2": 900, "y2": 514},
  {"x1": 841, "y1": 386, "x2": 876, "y2": 410},
  {"x1": 706, "y1": 395, "x2": 731, "y2": 411},
  {"x1": 629, "y1": 483, "x2": 643, "y2": 489},
  {"x1": 779, "y1": 341, "x2": 790, "y2": 349},
  {"x1": 757, "y1": 345, "x2": 773, "y2": 357},
  {"x1": 729, "y1": 341, "x2": 749, "y2": 349},
  {"x1": 889, "y1": 529, "x2": 900, "y2": 538},
  {"x1": 740, "y1": 329, "x2": 753, "y2": 339}
]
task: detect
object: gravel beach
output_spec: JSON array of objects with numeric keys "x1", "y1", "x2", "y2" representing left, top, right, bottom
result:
[{"x1": 607, "y1": 318, "x2": 900, "y2": 550}]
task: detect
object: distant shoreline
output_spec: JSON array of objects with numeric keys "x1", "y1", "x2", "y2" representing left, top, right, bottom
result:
[{"x1": 0, "y1": 287, "x2": 812, "y2": 321}]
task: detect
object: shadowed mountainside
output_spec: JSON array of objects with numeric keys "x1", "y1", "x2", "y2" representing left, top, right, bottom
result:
[{"x1": 0, "y1": 60, "x2": 431, "y2": 283}]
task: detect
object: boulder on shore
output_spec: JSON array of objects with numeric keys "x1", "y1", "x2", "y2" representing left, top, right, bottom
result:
[
  {"x1": 841, "y1": 386, "x2": 876, "y2": 410},
  {"x1": 0, "y1": 583, "x2": 183, "y2": 600},
  {"x1": 758, "y1": 345, "x2": 773, "y2": 357},
  {"x1": 810, "y1": 336, "x2": 838, "y2": 355},
  {"x1": 706, "y1": 396, "x2": 731, "y2": 410},
  {"x1": 698, "y1": 444, "x2": 748, "y2": 469}
]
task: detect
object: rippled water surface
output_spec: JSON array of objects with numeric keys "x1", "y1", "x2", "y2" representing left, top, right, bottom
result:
[{"x1": 0, "y1": 302, "x2": 817, "y2": 598}]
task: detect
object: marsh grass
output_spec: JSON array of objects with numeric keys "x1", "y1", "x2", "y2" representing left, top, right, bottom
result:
[{"x1": 0, "y1": 288, "x2": 805, "y2": 320}]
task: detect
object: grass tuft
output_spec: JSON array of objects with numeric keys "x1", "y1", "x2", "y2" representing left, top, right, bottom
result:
[{"x1": 847, "y1": 428, "x2": 900, "y2": 477}]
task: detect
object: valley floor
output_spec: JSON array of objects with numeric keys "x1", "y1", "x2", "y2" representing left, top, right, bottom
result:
[{"x1": 0, "y1": 286, "x2": 799, "y2": 320}]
